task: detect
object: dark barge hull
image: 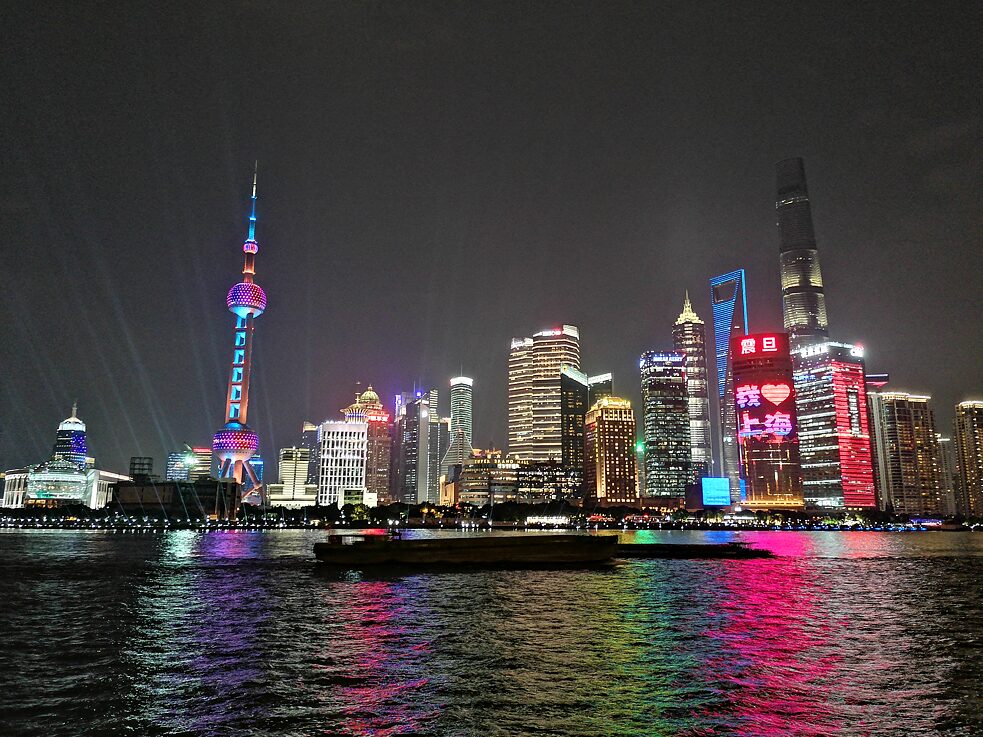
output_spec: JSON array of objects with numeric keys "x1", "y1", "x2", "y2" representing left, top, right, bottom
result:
[
  {"x1": 314, "y1": 534, "x2": 618, "y2": 567},
  {"x1": 615, "y1": 542, "x2": 773, "y2": 559}
]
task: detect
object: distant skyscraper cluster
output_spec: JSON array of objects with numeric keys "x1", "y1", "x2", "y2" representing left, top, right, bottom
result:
[{"x1": 2, "y1": 159, "x2": 980, "y2": 520}]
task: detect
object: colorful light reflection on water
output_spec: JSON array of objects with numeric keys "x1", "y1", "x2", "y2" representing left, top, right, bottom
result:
[{"x1": 0, "y1": 529, "x2": 980, "y2": 736}]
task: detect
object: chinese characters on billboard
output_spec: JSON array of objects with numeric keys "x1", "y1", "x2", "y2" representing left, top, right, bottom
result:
[{"x1": 730, "y1": 332, "x2": 804, "y2": 509}]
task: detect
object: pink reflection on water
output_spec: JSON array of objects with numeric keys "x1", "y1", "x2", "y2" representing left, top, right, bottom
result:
[
  {"x1": 702, "y1": 550, "x2": 851, "y2": 736},
  {"x1": 318, "y1": 578, "x2": 438, "y2": 736}
]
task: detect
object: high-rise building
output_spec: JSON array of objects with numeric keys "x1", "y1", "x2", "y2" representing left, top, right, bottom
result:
[
  {"x1": 448, "y1": 377, "x2": 474, "y2": 444},
  {"x1": 392, "y1": 393, "x2": 434, "y2": 505},
  {"x1": 776, "y1": 158, "x2": 829, "y2": 354},
  {"x1": 709, "y1": 269, "x2": 748, "y2": 497},
  {"x1": 936, "y1": 434, "x2": 958, "y2": 516},
  {"x1": 301, "y1": 421, "x2": 319, "y2": 485},
  {"x1": 165, "y1": 446, "x2": 195, "y2": 481},
  {"x1": 584, "y1": 397, "x2": 638, "y2": 507},
  {"x1": 868, "y1": 392, "x2": 944, "y2": 516},
  {"x1": 52, "y1": 402, "x2": 88, "y2": 468},
  {"x1": 588, "y1": 374, "x2": 613, "y2": 405},
  {"x1": 731, "y1": 332, "x2": 804, "y2": 510},
  {"x1": 212, "y1": 168, "x2": 267, "y2": 508},
  {"x1": 267, "y1": 447, "x2": 318, "y2": 508},
  {"x1": 954, "y1": 401, "x2": 983, "y2": 517},
  {"x1": 560, "y1": 367, "x2": 589, "y2": 493},
  {"x1": 128, "y1": 457, "x2": 154, "y2": 481},
  {"x1": 343, "y1": 386, "x2": 392, "y2": 505},
  {"x1": 790, "y1": 341, "x2": 877, "y2": 509},
  {"x1": 189, "y1": 446, "x2": 214, "y2": 481},
  {"x1": 508, "y1": 325, "x2": 581, "y2": 462},
  {"x1": 316, "y1": 420, "x2": 368, "y2": 507},
  {"x1": 441, "y1": 377, "x2": 475, "y2": 485},
  {"x1": 639, "y1": 351, "x2": 692, "y2": 497},
  {"x1": 672, "y1": 292, "x2": 713, "y2": 481}
]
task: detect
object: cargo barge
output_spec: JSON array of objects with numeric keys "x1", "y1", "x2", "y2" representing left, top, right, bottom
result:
[{"x1": 313, "y1": 532, "x2": 618, "y2": 567}]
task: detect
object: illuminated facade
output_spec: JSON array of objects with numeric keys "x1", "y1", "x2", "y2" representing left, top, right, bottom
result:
[
  {"x1": 458, "y1": 449, "x2": 520, "y2": 506},
  {"x1": 391, "y1": 393, "x2": 435, "y2": 505},
  {"x1": 316, "y1": 420, "x2": 367, "y2": 508},
  {"x1": 776, "y1": 158, "x2": 829, "y2": 353},
  {"x1": 301, "y1": 421, "x2": 319, "y2": 485},
  {"x1": 560, "y1": 367, "x2": 589, "y2": 492},
  {"x1": 791, "y1": 341, "x2": 876, "y2": 509},
  {"x1": 709, "y1": 269, "x2": 748, "y2": 498},
  {"x1": 52, "y1": 402, "x2": 88, "y2": 468},
  {"x1": 584, "y1": 397, "x2": 639, "y2": 506},
  {"x1": 954, "y1": 401, "x2": 983, "y2": 517},
  {"x1": 344, "y1": 386, "x2": 392, "y2": 504},
  {"x1": 672, "y1": 292, "x2": 713, "y2": 481},
  {"x1": 212, "y1": 168, "x2": 267, "y2": 507},
  {"x1": 448, "y1": 377, "x2": 474, "y2": 444},
  {"x1": 639, "y1": 352, "x2": 691, "y2": 497},
  {"x1": 868, "y1": 392, "x2": 944, "y2": 516},
  {"x1": 508, "y1": 325, "x2": 581, "y2": 462},
  {"x1": 267, "y1": 447, "x2": 317, "y2": 508},
  {"x1": 1, "y1": 469, "x2": 29, "y2": 509},
  {"x1": 731, "y1": 332, "x2": 804, "y2": 510}
]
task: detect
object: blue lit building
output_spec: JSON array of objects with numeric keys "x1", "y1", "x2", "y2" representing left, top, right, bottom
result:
[
  {"x1": 709, "y1": 269, "x2": 748, "y2": 500},
  {"x1": 53, "y1": 402, "x2": 89, "y2": 468}
]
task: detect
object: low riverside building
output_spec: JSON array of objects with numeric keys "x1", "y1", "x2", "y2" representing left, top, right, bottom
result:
[{"x1": 110, "y1": 479, "x2": 239, "y2": 520}]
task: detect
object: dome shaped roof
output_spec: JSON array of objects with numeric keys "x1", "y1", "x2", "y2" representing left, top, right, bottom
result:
[
  {"x1": 359, "y1": 386, "x2": 380, "y2": 405},
  {"x1": 58, "y1": 402, "x2": 85, "y2": 432}
]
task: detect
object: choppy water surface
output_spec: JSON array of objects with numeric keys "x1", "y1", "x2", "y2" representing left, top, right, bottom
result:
[{"x1": 2, "y1": 529, "x2": 981, "y2": 737}]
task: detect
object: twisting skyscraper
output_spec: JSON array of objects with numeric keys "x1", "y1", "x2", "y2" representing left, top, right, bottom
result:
[
  {"x1": 672, "y1": 292, "x2": 712, "y2": 481},
  {"x1": 777, "y1": 157, "x2": 829, "y2": 353},
  {"x1": 212, "y1": 167, "x2": 267, "y2": 505}
]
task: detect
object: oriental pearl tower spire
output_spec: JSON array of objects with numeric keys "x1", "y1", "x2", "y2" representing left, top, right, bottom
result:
[{"x1": 212, "y1": 164, "x2": 267, "y2": 507}]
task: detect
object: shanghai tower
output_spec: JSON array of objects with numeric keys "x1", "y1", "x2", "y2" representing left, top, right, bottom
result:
[{"x1": 776, "y1": 158, "x2": 828, "y2": 352}]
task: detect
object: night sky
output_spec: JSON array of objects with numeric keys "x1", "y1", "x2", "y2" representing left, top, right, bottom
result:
[{"x1": 3, "y1": 1, "x2": 981, "y2": 474}]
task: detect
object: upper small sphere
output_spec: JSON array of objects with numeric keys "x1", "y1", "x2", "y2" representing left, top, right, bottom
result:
[
  {"x1": 243, "y1": 239, "x2": 258, "y2": 254},
  {"x1": 227, "y1": 282, "x2": 267, "y2": 318}
]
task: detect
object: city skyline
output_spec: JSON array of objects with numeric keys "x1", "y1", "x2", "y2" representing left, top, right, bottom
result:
[{"x1": 3, "y1": 3, "x2": 981, "y2": 475}]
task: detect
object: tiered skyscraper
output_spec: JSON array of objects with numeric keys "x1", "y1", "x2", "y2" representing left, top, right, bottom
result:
[
  {"x1": 777, "y1": 158, "x2": 876, "y2": 509},
  {"x1": 672, "y1": 293, "x2": 712, "y2": 481},
  {"x1": 211, "y1": 168, "x2": 267, "y2": 506},
  {"x1": 508, "y1": 325, "x2": 581, "y2": 462},
  {"x1": 709, "y1": 269, "x2": 748, "y2": 498},
  {"x1": 777, "y1": 158, "x2": 828, "y2": 352}
]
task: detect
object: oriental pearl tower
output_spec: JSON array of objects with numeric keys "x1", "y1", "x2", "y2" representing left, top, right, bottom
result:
[{"x1": 212, "y1": 166, "x2": 267, "y2": 506}]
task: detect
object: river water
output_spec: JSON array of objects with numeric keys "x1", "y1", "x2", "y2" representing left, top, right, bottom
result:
[{"x1": 2, "y1": 529, "x2": 981, "y2": 736}]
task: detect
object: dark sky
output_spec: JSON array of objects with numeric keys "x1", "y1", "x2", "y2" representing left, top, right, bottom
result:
[{"x1": 2, "y1": 1, "x2": 981, "y2": 474}]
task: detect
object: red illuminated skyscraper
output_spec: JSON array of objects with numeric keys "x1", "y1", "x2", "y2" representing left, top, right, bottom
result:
[
  {"x1": 212, "y1": 167, "x2": 267, "y2": 505},
  {"x1": 731, "y1": 332, "x2": 804, "y2": 510},
  {"x1": 792, "y1": 342, "x2": 876, "y2": 509}
]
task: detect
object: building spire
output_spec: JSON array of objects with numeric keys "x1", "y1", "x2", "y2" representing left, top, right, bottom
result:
[
  {"x1": 247, "y1": 161, "x2": 258, "y2": 242},
  {"x1": 71, "y1": 400, "x2": 78, "y2": 419},
  {"x1": 675, "y1": 290, "x2": 703, "y2": 325}
]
